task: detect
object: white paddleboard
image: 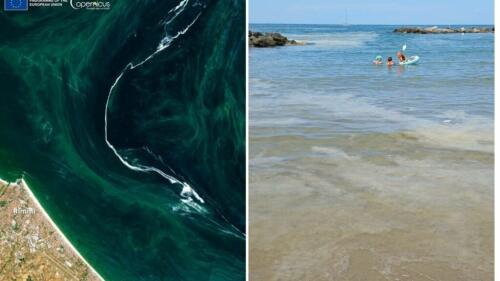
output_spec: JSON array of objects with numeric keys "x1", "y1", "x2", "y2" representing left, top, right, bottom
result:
[{"x1": 399, "y1": 55, "x2": 420, "y2": 65}]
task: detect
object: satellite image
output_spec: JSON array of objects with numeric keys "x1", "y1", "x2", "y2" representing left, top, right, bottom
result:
[{"x1": 0, "y1": 0, "x2": 245, "y2": 280}]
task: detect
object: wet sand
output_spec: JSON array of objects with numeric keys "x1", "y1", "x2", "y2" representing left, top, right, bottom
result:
[{"x1": 249, "y1": 130, "x2": 493, "y2": 281}]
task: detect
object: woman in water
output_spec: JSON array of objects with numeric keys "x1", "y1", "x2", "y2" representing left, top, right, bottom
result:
[
  {"x1": 373, "y1": 55, "x2": 383, "y2": 65},
  {"x1": 397, "y1": 51, "x2": 406, "y2": 62}
]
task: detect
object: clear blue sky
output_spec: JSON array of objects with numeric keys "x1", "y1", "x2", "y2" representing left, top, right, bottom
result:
[{"x1": 250, "y1": 0, "x2": 494, "y2": 25}]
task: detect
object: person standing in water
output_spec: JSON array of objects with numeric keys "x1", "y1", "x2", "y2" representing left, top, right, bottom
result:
[
  {"x1": 387, "y1": 57, "x2": 394, "y2": 66},
  {"x1": 373, "y1": 55, "x2": 383, "y2": 65}
]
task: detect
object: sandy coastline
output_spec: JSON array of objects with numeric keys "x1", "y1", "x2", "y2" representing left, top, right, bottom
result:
[{"x1": 0, "y1": 177, "x2": 105, "y2": 280}]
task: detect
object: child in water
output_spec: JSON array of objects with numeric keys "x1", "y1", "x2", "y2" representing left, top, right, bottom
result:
[
  {"x1": 373, "y1": 55, "x2": 383, "y2": 65},
  {"x1": 387, "y1": 57, "x2": 394, "y2": 66}
]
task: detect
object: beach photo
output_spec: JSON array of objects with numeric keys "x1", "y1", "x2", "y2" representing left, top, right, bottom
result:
[{"x1": 249, "y1": 0, "x2": 494, "y2": 280}]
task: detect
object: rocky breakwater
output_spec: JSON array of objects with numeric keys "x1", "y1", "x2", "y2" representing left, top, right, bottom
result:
[
  {"x1": 249, "y1": 31, "x2": 305, "y2": 47},
  {"x1": 394, "y1": 26, "x2": 494, "y2": 34}
]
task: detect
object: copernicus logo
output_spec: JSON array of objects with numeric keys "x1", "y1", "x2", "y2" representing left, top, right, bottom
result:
[
  {"x1": 4, "y1": 0, "x2": 28, "y2": 11},
  {"x1": 70, "y1": 0, "x2": 111, "y2": 10}
]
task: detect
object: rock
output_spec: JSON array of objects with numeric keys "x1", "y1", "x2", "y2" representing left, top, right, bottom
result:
[
  {"x1": 394, "y1": 26, "x2": 494, "y2": 34},
  {"x1": 249, "y1": 31, "x2": 305, "y2": 47}
]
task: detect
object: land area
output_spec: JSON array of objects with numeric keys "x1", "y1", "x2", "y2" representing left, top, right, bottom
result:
[
  {"x1": 394, "y1": 26, "x2": 494, "y2": 34},
  {"x1": 0, "y1": 179, "x2": 102, "y2": 281},
  {"x1": 249, "y1": 31, "x2": 305, "y2": 47}
]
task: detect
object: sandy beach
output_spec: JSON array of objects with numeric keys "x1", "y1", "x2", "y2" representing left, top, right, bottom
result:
[
  {"x1": 250, "y1": 130, "x2": 493, "y2": 281},
  {"x1": 0, "y1": 178, "x2": 104, "y2": 280}
]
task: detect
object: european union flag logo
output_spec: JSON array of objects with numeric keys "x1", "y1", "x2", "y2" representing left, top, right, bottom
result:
[{"x1": 4, "y1": 0, "x2": 28, "y2": 11}]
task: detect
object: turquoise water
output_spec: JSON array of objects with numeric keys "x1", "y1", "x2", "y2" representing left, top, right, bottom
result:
[
  {"x1": 249, "y1": 24, "x2": 493, "y2": 280},
  {"x1": 0, "y1": 1, "x2": 245, "y2": 280},
  {"x1": 250, "y1": 24, "x2": 493, "y2": 136}
]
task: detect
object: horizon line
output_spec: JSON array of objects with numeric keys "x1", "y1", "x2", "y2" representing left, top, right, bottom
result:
[{"x1": 249, "y1": 22, "x2": 495, "y2": 26}]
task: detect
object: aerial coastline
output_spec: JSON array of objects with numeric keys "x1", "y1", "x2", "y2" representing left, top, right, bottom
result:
[
  {"x1": 0, "y1": 177, "x2": 104, "y2": 280},
  {"x1": 0, "y1": 0, "x2": 246, "y2": 279}
]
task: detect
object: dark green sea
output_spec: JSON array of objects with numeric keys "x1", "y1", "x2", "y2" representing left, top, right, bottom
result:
[{"x1": 0, "y1": 0, "x2": 245, "y2": 280}]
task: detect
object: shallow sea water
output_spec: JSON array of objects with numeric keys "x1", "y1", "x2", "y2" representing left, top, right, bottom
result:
[{"x1": 249, "y1": 24, "x2": 493, "y2": 281}]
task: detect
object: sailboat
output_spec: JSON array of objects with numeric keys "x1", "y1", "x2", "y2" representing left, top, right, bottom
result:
[{"x1": 342, "y1": 9, "x2": 350, "y2": 26}]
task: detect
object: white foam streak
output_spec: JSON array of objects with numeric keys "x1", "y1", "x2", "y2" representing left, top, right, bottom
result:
[
  {"x1": 169, "y1": 0, "x2": 188, "y2": 13},
  {"x1": 104, "y1": 13, "x2": 205, "y2": 208},
  {"x1": 165, "y1": 0, "x2": 190, "y2": 25},
  {"x1": 158, "y1": 13, "x2": 200, "y2": 51}
]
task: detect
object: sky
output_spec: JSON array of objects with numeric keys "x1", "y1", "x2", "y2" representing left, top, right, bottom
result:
[{"x1": 249, "y1": 0, "x2": 494, "y2": 25}]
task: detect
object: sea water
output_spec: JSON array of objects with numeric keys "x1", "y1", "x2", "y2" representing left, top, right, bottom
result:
[
  {"x1": 0, "y1": 1, "x2": 245, "y2": 280},
  {"x1": 249, "y1": 24, "x2": 493, "y2": 280}
]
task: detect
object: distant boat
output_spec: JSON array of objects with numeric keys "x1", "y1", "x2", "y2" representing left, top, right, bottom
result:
[{"x1": 342, "y1": 9, "x2": 350, "y2": 26}]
